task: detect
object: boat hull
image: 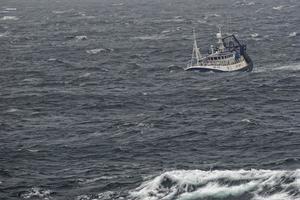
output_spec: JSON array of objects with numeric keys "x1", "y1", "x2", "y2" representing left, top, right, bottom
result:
[{"x1": 185, "y1": 60, "x2": 253, "y2": 72}]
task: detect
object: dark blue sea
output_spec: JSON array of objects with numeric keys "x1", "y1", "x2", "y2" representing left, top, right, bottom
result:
[{"x1": 0, "y1": 0, "x2": 300, "y2": 199}]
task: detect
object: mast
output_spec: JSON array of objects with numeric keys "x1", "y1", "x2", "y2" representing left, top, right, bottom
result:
[
  {"x1": 216, "y1": 26, "x2": 225, "y2": 52},
  {"x1": 193, "y1": 29, "x2": 202, "y2": 65}
]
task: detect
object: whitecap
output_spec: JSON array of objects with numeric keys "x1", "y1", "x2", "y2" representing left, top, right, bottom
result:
[
  {"x1": 129, "y1": 169, "x2": 300, "y2": 200},
  {"x1": 6, "y1": 108, "x2": 19, "y2": 113},
  {"x1": 253, "y1": 192, "x2": 294, "y2": 200},
  {"x1": 197, "y1": 19, "x2": 207, "y2": 24},
  {"x1": 246, "y1": 2, "x2": 255, "y2": 6},
  {"x1": 0, "y1": 31, "x2": 9, "y2": 37},
  {"x1": 241, "y1": 118, "x2": 251, "y2": 123},
  {"x1": 4, "y1": 7, "x2": 17, "y2": 11},
  {"x1": 161, "y1": 30, "x2": 171, "y2": 34},
  {"x1": 79, "y1": 72, "x2": 91, "y2": 78},
  {"x1": 86, "y1": 48, "x2": 106, "y2": 54},
  {"x1": 250, "y1": 33, "x2": 259, "y2": 38},
  {"x1": 75, "y1": 35, "x2": 88, "y2": 41},
  {"x1": 288, "y1": 32, "x2": 297, "y2": 37},
  {"x1": 52, "y1": 9, "x2": 73, "y2": 14},
  {"x1": 179, "y1": 181, "x2": 258, "y2": 200},
  {"x1": 97, "y1": 191, "x2": 116, "y2": 199},
  {"x1": 274, "y1": 63, "x2": 300, "y2": 71},
  {"x1": 132, "y1": 34, "x2": 167, "y2": 40},
  {"x1": 48, "y1": 58, "x2": 57, "y2": 61},
  {"x1": 1, "y1": 16, "x2": 19, "y2": 20},
  {"x1": 78, "y1": 14, "x2": 96, "y2": 19},
  {"x1": 20, "y1": 187, "x2": 52, "y2": 199},
  {"x1": 255, "y1": 8, "x2": 264, "y2": 13},
  {"x1": 112, "y1": 3, "x2": 124, "y2": 6},
  {"x1": 273, "y1": 6, "x2": 284, "y2": 10},
  {"x1": 27, "y1": 149, "x2": 39, "y2": 153},
  {"x1": 209, "y1": 98, "x2": 219, "y2": 101}
]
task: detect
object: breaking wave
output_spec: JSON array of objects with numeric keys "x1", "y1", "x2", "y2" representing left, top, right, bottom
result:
[
  {"x1": 288, "y1": 32, "x2": 297, "y2": 37},
  {"x1": 1, "y1": 16, "x2": 19, "y2": 20},
  {"x1": 131, "y1": 34, "x2": 168, "y2": 40},
  {"x1": 20, "y1": 187, "x2": 52, "y2": 199},
  {"x1": 86, "y1": 48, "x2": 112, "y2": 54},
  {"x1": 75, "y1": 35, "x2": 88, "y2": 41},
  {"x1": 272, "y1": 6, "x2": 284, "y2": 10},
  {"x1": 129, "y1": 169, "x2": 300, "y2": 200},
  {"x1": 4, "y1": 7, "x2": 17, "y2": 11},
  {"x1": 273, "y1": 63, "x2": 300, "y2": 71},
  {"x1": 0, "y1": 31, "x2": 9, "y2": 37}
]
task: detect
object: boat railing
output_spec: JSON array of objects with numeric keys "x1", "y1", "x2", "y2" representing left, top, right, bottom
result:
[{"x1": 197, "y1": 56, "x2": 245, "y2": 66}]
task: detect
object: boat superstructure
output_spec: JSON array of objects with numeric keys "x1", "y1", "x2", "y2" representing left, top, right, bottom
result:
[{"x1": 185, "y1": 28, "x2": 253, "y2": 72}]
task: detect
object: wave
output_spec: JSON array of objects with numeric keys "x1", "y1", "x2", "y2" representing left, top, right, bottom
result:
[
  {"x1": 250, "y1": 33, "x2": 259, "y2": 38},
  {"x1": 52, "y1": 9, "x2": 74, "y2": 14},
  {"x1": 20, "y1": 187, "x2": 52, "y2": 199},
  {"x1": 4, "y1": 7, "x2": 17, "y2": 11},
  {"x1": 273, "y1": 6, "x2": 284, "y2": 11},
  {"x1": 129, "y1": 169, "x2": 300, "y2": 200},
  {"x1": 1, "y1": 16, "x2": 19, "y2": 20},
  {"x1": 254, "y1": 63, "x2": 300, "y2": 73},
  {"x1": 288, "y1": 32, "x2": 297, "y2": 37},
  {"x1": 75, "y1": 35, "x2": 88, "y2": 41},
  {"x1": 131, "y1": 34, "x2": 168, "y2": 40},
  {"x1": 0, "y1": 31, "x2": 9, "y2": 37},
  {"x1": 76, "y1": 191, "x2": 120, "y2": 200},
  {"x1": 273, "y1": 63, "x2": 300, "y2": 71},
  {"x1": 86, "y1": 48, "x2": 112, "y2": 54}
]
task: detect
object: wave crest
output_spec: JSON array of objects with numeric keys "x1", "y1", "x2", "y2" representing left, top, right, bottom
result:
[{"x1": 129, "y1": 169, "x2": 300, "y2": 200}]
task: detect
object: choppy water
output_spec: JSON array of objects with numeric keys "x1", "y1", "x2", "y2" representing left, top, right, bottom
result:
[{"x1": 0, "y1": 0, "x2": 299, "y2": 200}]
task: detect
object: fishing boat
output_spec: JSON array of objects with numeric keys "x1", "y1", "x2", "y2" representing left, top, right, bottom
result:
[{"x1": 185, "y1": 28, "x2": 253, "y2": 72}]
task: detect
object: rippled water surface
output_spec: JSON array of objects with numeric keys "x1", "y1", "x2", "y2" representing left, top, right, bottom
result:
[{"x1": 0, "y1": 0, "x2": 299, "y2": 199}]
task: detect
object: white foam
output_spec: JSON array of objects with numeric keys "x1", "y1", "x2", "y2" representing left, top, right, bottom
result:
[
  {"x1": 112, "y1": 3, "x2": 124, "y2": 6},
  {"x1": 273, "y1": 6, "x2": 284, "y2": 10},
  {"x1": 79, "y1": 72, "x2": 91, "y2": 78},
  {"x1": 179, "y1": 181, "x2": 258, "y2": 200},
  {"x1": 6, "y1": 108, "x2": 19, "y2": 113},
  {"x1": 241, "y1": 119, "x2": 251, "y2": 123},
  {"x1": 253, "y1": 192, "x2": 294, "y2": 200},
  {"x1": 1, "y1": 16, "x2": 19, "y2": 20},
  {"x1": 132, "y1": 34, "x2": 167, "y2": 40},
  {"x1": 288, "y1": 32, "x2": 297, "y2": 37},
  {"x1": 274, "y1": 63, "x2": 300, "y2": 71},
  {"x1": 21, "y1": 187, "x2": 51, "y2": 199},
  {"x1": 246, "y1": 2, "x2": 255, "y2": 6},
  {"x1": 48, "y1": 58, "x2": 57, "y2": 61},
  {"x1": 52, "y1": 9, "x2": 73, "y2": 14},
  {"x1": 75, "y1": 35, "x2": 88, "y2": 41},
  {"x1": 86, "y1": 48, "x2": 106, "y2": 54},
  {"x1": 0, "y1": 31, "x2": 9, "y2": 37},
  {"x1": 129, "y1": 169, "x2": 300, "y2": 200},
  {"x1": 4, "y1": 7, "x2": 17, "y2": 11},
  {"x1": 251, "y1": 33, "x2": 259, "y2": 38},
  {"x1": 27, "y1": 149, "x2": 39, "y2": 153}
]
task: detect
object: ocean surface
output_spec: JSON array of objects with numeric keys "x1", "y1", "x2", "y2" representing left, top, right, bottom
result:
[{"x1": 0, "y1": 0, "x2": 299, "y2": 199}]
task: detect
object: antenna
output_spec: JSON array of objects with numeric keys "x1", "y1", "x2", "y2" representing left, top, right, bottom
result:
[{"x1": 229, "y1": 14, "x2": 232, "y2": 35}]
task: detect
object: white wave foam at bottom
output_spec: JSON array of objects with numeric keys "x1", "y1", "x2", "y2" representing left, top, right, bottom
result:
[
  {"x1": 273, "y1": 63, "x2": 300, "y2": 71},
  {"x1": 20, "y1": 187, "x2": 52, "y2": 199},
  {"x1": 129, "y1": 169, "x2": 300, "y2": 200},
  {"x1": 254, "y1": 63, "x2": 300, "y2": 73}
]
